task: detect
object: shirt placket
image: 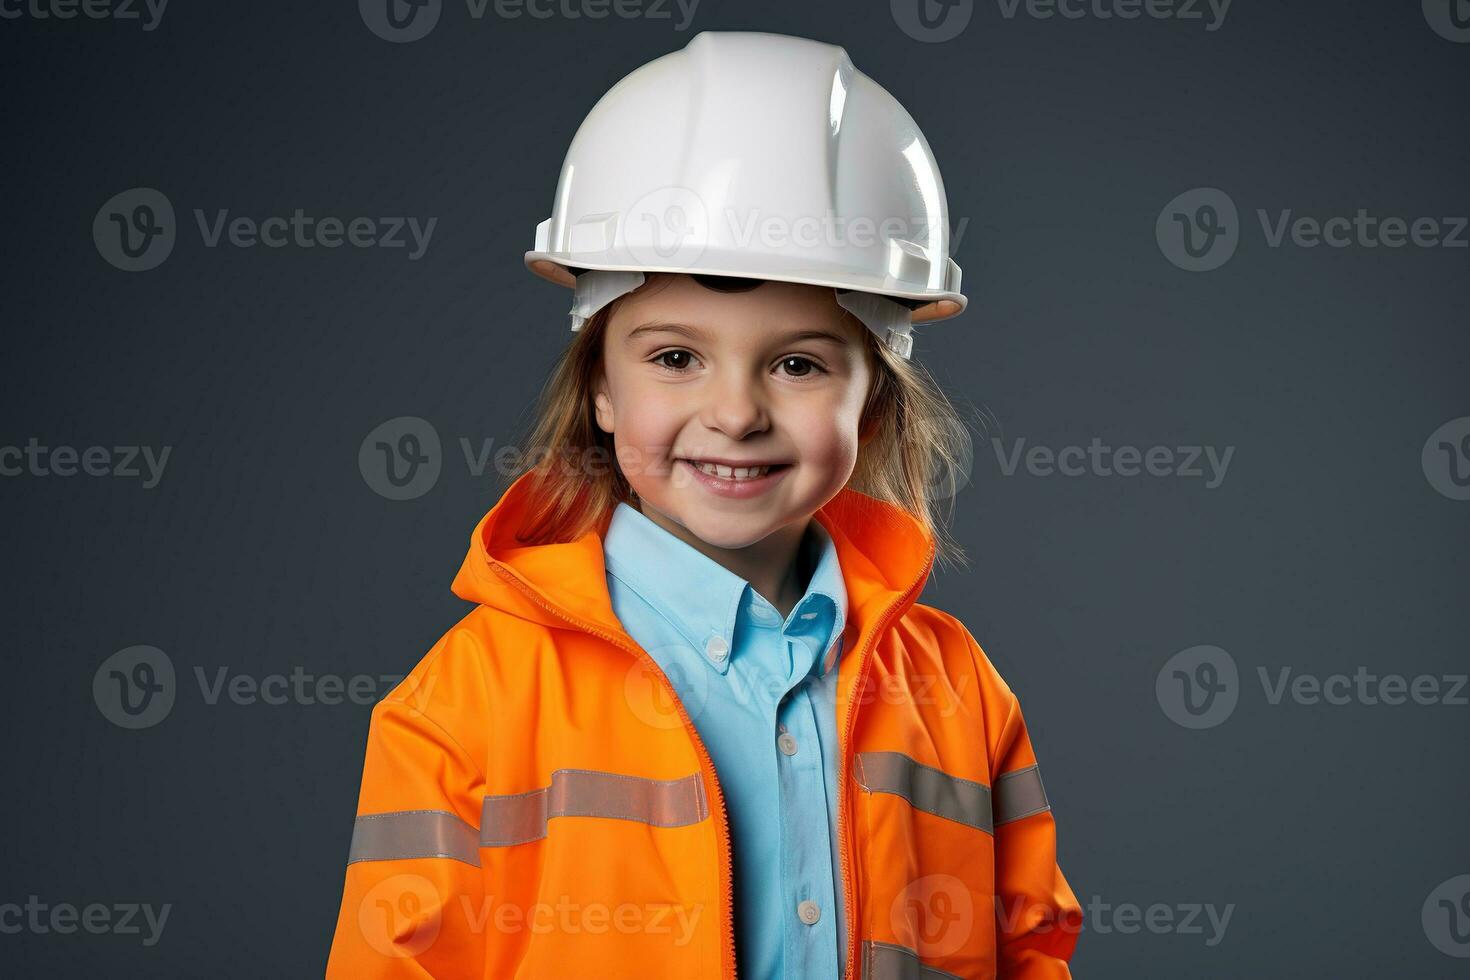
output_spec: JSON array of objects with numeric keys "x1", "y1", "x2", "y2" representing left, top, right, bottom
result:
[{"x1": 773, "y1": 609, "x2": 842, "y2": 980}]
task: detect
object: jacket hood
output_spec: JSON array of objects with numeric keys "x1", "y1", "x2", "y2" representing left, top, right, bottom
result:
[{"x1": 451, "y1": 471, "x2": 937, "y2": 641}]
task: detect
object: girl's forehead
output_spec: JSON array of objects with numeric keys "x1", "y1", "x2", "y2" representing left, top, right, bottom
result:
[{"x1": 612, "y1": 275, "x2": 859, "y2": 339}]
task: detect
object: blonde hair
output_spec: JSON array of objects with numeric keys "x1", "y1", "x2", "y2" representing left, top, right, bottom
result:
[{"x1": 509, "y1": 280, "x2": 971, "y2": 567}]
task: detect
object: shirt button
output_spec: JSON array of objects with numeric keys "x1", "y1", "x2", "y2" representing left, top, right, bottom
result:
[
  {"x1": 704, "y1": 636, "x2": 729, "y2": 662},
  {"x1": 797, "y1": 900, "x2": 821, "y2": 925},
  {"x1": 777, "y1": 732, "x2": 798, "y2": 756}
]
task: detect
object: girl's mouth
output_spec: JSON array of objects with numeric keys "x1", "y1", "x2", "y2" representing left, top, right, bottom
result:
[{"x1": 675, "y1": 458, "x2": 792, "y2": 498}]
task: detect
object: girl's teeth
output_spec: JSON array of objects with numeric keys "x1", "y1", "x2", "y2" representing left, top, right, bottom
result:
[{"x1": 692, "y1": 461, "x2": 771, "y2": 480}]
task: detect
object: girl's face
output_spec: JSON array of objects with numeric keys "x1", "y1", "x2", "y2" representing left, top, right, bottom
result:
[{"x1": 594, "y1": 274, "x2": 873, "y2": 551}]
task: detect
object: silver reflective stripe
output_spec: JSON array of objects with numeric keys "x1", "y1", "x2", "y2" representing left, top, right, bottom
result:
[
  {"x1": 854, "y1": 751, "x2": 992, "y2": 834},
  {"x1": 481, "y1": 769, "x2": 708, "y2": 847},
  {"x1": 993, "y1": 764, "x2": 1051, "y2": 826},
  {"x1": 348, "y1": 809, "x2": 482, "y2": 867},
  {"x1": 861, "y1": 939, "x2": 965, "y2": 980}
]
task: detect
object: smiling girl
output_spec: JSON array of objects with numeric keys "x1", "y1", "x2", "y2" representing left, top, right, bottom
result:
[{"x1": 328, "y1": 31, "x2": 1080, "y2": 980}]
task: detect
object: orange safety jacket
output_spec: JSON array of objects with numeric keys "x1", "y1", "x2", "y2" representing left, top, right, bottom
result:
[{"x1": 326, "y1": 472, "x2": 1082, "y2": 978}]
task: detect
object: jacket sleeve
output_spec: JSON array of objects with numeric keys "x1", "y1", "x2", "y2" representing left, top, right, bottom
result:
[
  {"x1": 972, "y1": 637, "x2": 1083, "y2": 978},
  {"x1": 325, "y1": 640, "x2": 489, "y2": 978}
]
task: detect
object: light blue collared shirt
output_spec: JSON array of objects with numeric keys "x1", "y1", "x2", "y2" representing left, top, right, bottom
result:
[{"x1": 602, "y1": 502, "x2": 849, "y2": 980}]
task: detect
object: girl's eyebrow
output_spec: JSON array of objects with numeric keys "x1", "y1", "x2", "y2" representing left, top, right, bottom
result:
[
  {"x1": 624, "y1": 321, "x2": 707, "y2": 345},
  {"x1": 624, "y1": 322, "x2": 851, "y2": 346}
]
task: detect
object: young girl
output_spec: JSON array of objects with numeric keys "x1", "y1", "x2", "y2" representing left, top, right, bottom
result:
[{"x1": 328, "y1": 31, "x2": 1080, "y2": 980}]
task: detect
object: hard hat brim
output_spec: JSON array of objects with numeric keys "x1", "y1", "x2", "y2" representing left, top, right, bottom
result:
[{"x1": 524, "y1": 253, "x2": 966, "y2": 324}]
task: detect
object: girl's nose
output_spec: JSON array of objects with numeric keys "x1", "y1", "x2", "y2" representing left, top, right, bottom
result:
[{"x1": 700, "y1": 371, "x2": 771, "y2": 440}]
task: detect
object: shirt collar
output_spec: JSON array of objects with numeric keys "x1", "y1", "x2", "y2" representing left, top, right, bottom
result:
[{"x1": 602, "y1": 502, "x2": 848, "y2": 677}]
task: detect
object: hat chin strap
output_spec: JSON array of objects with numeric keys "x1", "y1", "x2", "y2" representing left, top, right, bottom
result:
[{"x1": 568, "y1": 270, "x2": 916, "y2": 360}]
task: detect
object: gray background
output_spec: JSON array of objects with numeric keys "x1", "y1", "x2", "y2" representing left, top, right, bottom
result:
[{"x1": 2, "y1": 0, "x2": 1467, "y2": 976}]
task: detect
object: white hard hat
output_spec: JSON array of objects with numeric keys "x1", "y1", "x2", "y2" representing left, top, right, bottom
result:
[{"x1": 524, "y1": 31, "x2": 966, "y2": 360}]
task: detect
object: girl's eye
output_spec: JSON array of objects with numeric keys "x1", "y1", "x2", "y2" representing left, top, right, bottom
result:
[
  {"x1": 653, "y1": 350, "x2": 696, "y2": 371},
  {"x1": 777, "y1": 356, "x2": 823, "y2": 378}
]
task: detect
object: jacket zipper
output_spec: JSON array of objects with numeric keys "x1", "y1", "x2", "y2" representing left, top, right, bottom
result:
[
  {"x1": 488, "y1": 562, "x2": 740, "y2": 980},
  {"x1": 837, "y1": 548, "x2": 935, "y2": 980}
]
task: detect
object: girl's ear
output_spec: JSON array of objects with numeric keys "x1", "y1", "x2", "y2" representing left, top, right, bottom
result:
[{"x1": 593, "y1": 373, "x2": 615, "y2": 434}]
